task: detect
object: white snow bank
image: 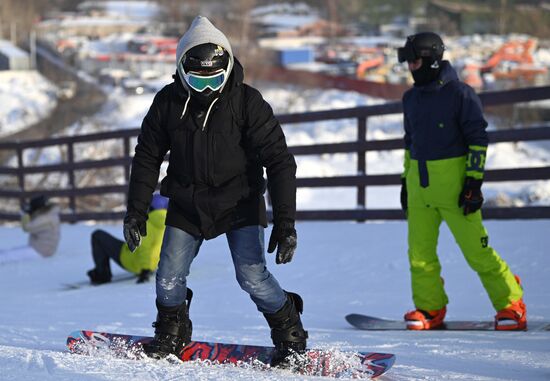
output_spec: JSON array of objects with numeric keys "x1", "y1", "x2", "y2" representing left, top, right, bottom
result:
[{"x1": 0, "y1": 71, "x2": 58, "y2": 138}]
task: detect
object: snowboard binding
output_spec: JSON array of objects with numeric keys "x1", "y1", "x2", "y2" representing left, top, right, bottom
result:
[{"x1": 144, "y1": 288, "x2": 193, "y2": 359}]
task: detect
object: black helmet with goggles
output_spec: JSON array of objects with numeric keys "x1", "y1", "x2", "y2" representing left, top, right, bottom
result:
[
  {"x1": 397, "y1": 32, "x2": 445, "y2": 64},
  {"x1": 178, "y1": 43, "x2": 230, "y2": 94}
]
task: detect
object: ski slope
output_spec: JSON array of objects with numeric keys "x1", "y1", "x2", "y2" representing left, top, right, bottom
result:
[{"x1": 0, "y1": 219, "x2": 549, "y2": 380}]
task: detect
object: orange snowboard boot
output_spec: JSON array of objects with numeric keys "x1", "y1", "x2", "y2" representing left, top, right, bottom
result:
[
  {"x1": 404, "y1": 307, "x2": 446, "y2": 330},
  {"x1": 495, "y1": 275, "x2": 527, "y2": 331}
]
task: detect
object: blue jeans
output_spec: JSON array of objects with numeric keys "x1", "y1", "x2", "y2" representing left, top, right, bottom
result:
[{"x1": 156, "y1": 225, "x2": 287, "y2": 314}]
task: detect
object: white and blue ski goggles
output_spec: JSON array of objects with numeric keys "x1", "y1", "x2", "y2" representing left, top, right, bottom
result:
[{"x1": 179, "y1": 62, "x2": 227, "y2": 93}]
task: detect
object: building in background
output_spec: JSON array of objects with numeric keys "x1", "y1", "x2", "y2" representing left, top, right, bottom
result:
[{"x1": 0, "y1": 40, "x2": 30, "y2": 70}]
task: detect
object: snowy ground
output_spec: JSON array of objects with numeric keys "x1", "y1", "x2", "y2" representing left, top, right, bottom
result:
[
  {"x1": 0, "y1": 220, "x2": 549, "y2": 380},
  {"x1": 0, "y1": 71, "x2": 58, "y2": 138}
]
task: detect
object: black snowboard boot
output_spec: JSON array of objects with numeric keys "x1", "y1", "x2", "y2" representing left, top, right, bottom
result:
[
  {"x1": 263, "y1": 291, "x2": 308, "y2": 368},
  {"x1": 143, "y1": 289, "x2": 193, "y2": 359},
  {"x1": 87, "y1": 269, "x2": 111, "y2": 285}
]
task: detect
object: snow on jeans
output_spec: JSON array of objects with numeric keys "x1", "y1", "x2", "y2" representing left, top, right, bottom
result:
[{"x1": 156, "y1": 224, "x2": 287, "y2": 314}]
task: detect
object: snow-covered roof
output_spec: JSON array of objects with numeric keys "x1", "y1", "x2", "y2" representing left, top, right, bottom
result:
[
  {"x1": 253, "y1": 14, "x2": 320, "y2": 29},
  {"x1": 39, "y1": 16, "x2": 147, "y2": 28},
  {"x1": 78, "y1": 0, "x2": 160, "y2": 20},
  {"x1": 0, "y1": 40, "x2": 29, "y2": 58},
  {"x1": 250, "y1": 2, "x2": 315, "y2": 17}
]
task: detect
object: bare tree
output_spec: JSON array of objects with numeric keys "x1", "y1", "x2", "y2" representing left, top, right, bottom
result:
[
  {"x1": 0, "y1": 0, "x2": 76, "y2": 45},
  {"x1": 214, "y1": 0, "x2": 259, "y2": 77}
]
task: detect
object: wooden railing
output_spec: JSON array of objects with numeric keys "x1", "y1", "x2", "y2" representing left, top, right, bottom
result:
[{"x1": 1, "y1": 85, "x2": 550, "y2": 222}]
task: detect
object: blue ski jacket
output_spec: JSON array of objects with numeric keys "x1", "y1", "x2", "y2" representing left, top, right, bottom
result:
[{"x1": 403, "y1": 61, "x2": 488, "y2": 187}]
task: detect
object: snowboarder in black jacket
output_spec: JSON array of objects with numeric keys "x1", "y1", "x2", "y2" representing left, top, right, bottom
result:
[{"x1": 123, "y1": 16, "x2": 307, "y2": 365}]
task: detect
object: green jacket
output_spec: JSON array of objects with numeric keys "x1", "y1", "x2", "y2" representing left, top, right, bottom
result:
[{"x1": 120, "y1": 209, "x2": 166, "y2": 274}]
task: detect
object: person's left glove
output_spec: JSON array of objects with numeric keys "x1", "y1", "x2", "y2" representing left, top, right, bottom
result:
[
  {"x1": 123, "y1": 214, "x2": 147, "y2": 252},
  {"x1": 268, "y1": 219, "x2": 297, "y2": 264},
  {"x1": 459, "y1": 177, "x2": 484, "y2": 215}
]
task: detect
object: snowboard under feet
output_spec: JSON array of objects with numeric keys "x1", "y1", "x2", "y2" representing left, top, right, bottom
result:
[{"x1": 67, "y1": 330, "x2": 395, "y2": 378}]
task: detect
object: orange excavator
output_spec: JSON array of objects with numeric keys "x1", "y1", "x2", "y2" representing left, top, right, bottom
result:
[
  {"x1": 355, "y1": 47, "x2": 385, "y2": 78},
  {"x1": 461, "y1": 62, "x2": 483, "y2": 90},
  {"x1": 481, "y1": 39, "x2": 547, "y2": 81}
]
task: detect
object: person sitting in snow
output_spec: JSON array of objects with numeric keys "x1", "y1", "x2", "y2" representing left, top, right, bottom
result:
[
  {"x1": 87, "y1": 193, "x2": 168, "y2": 285},
  {"x1": 0, "y1": 195, "x2": 60, "y2": 265},
  {"x1": 398, "y1": 32, "x2": 526, "y2": 331},
  {"x1": 123, "y1": 15, "x2": 307, "y2": 366}
]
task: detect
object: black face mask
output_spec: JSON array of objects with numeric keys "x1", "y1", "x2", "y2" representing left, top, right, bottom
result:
[
  {"x1": 191, "y1": 88, "x2": 217, "y2": 107},
  {"x1": 412, "y1": 59, "x2": 441, "y2": 86}
]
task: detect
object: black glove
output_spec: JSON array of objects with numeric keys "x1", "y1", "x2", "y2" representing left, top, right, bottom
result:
[
  {"x1": 123, "y1": 214, "x2": 147, "y2": 252},
  {"x1": 400, "y1": 177, "x2": 408, "y2": 211},
  {"x1": 459, "y1": 177, "x2": 484, "y2": 215},
  {"x1": 268, "y1": 219, "x2": 297, "y2": 264},
  {"x1": 136, "y1": 270, "x2": 152, "y2": 284}
]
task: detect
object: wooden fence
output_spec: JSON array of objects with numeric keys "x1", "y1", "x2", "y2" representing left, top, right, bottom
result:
[{"x1": 1, "y1": 85, "x2": 550, "y2": 222}]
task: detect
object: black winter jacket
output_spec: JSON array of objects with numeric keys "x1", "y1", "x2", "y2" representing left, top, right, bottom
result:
[{"x1": 127, "y1": 59, "x2": 296, "y2": 239}]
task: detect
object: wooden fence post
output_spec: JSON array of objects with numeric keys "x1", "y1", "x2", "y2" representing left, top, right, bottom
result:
[
  {"x1": 67, "y1": 141, "x2": 76, "y2": 221},
  {"x1": 16, "y1": 144, "x2": 25, "y2": 210},
  {"x1": 357, "y1": 117, "x2": 367, "y2": 217}
]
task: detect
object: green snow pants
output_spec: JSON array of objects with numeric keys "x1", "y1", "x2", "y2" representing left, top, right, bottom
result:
[{"x1": 406, "y1": 156, "x2": 523, "y2": 312}]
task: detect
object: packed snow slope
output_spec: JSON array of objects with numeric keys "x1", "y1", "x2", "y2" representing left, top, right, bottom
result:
[{"x1": 0, "y1": 219, "x2": 549, "y2": 380}]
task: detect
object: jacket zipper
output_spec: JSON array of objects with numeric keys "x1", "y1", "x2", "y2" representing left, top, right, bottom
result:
[{"x1": 202, "y1": 101, "x2": 218, "y2": 186}]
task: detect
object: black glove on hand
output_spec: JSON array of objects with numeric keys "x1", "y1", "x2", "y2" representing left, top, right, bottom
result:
[
  {"x1": 136, "y1": 270, "x2": 152, "y2": 284},
  {"x1": 123, "y1": 214, "x2": 147, "y2": 252},
  {"x1": 400, "y1": 177, "x2": 408, "y2": 212},
  {"x1": 268, "y1": 219, "x2": 297, "y2": 264},
  {"x1": 459, "y1": 177, "x2": 484, "y2": 215}
]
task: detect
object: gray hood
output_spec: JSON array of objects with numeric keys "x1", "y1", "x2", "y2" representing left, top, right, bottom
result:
[{"x1": 176, "y1": 16, "x2": 234, "y2": 92}]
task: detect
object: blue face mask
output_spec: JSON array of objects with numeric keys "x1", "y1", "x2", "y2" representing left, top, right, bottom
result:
[{"x1": 179, "y1": 62, "x2": 226, "y2": 92}]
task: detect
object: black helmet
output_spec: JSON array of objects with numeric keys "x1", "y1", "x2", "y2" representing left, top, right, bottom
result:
[
  {"x1": 177, "y1": 43, "x2": 231, "y2": 103},
  {"x1": 397, "y1": 32, "x2": 445, "y2": 64},
  {"x1": 180, "y1": 43, "x2": 230, "y2": 73},
  {"x1": 23, "y1": 195, "x2": 48, "y2": 214}
]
